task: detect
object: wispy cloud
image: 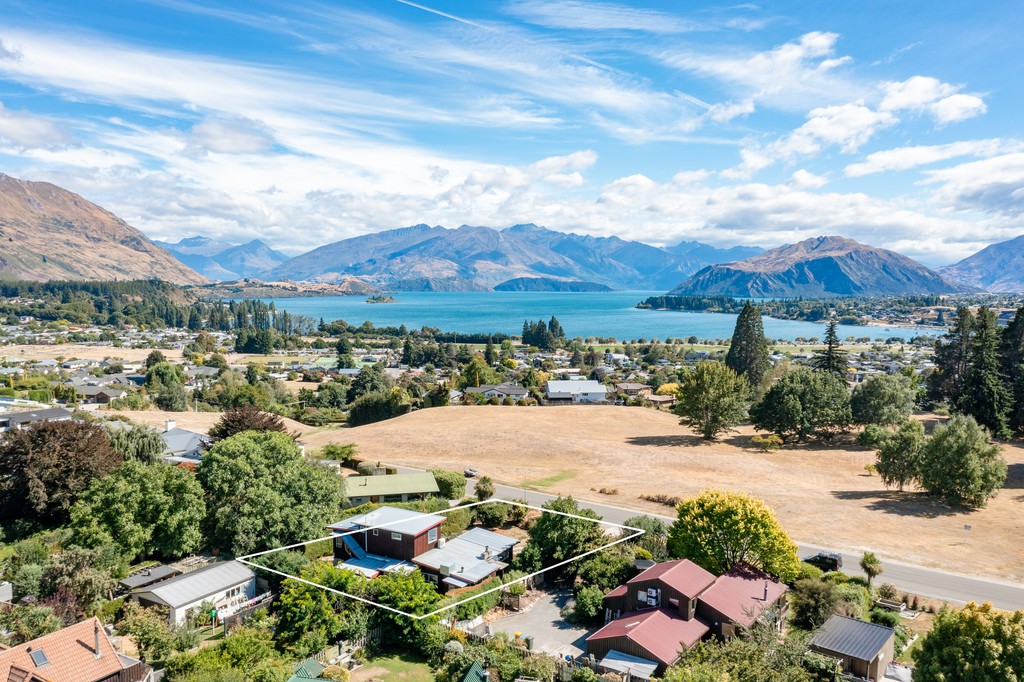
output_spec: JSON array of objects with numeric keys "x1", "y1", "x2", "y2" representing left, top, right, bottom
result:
[
  {"x1": 845, "y1": 139, "x2": 1019, "y2": 177},
  {"x1": 506, "y1": 0, "x2": 701, "y2": 33}
]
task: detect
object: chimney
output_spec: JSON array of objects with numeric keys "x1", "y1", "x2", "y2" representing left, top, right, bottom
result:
[
  {"x1": 763, "y1": 581, "x2": 769, "y2": 601},
  {"x1": 94, "y1": 621, "x2": 102, "y2": 659},
  {"x1": 165, "y1": 419, "x2": 176, "y2": 432}
]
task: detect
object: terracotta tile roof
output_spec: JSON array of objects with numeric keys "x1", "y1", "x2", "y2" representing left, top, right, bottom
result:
[
  {"x1": 626, "y1": 559, "x2": 717, "y2": 600},
  {"x1": 587, "y1": 608, "x2": 710, "y2": 667},
  {"x1": 0, "y1": 617, "x2": 144, "y2": 682},
  {"x1": 697, "y1": 564, "x2": 788, "y2": 627}
]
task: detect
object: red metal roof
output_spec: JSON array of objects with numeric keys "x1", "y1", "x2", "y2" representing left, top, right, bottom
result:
[
  {"x1": 603, "y1": 584, "x2": 628, "y2": 599},
  {"x1": 587, "y1": 608, "x2": 710, "y2": 666},
  {"x1": 697, "y1": 564, "x2": 788, "y2": 627},
  {"x1": 626, "y1": 559, "x2": 717, "y2": 600}
]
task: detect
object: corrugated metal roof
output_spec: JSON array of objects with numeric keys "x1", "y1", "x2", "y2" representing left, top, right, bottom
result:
[
  {"x1": 627, "y1": 559, "x2": 716, "y2": 600},
  {"x1": 132, "y1": 561, "x2": 254, "y2": 608},
  {"x1": 414, "y1": 528, "x2": 517, "y2": 585},
  {"x1": 328, "y1": 506, "x2": 445, "y2": 536},
  {"x1": 587, "y1": 608, "x2": 709, "y2": 666},
  {"x1": 697, "y1": 564, "x2": 787, "y2": 627},
  {"x1": 118, "y1": 565, "x2": 181, "y2": 590},
  {"x1": 810, "y1": 615, "x2": 894, "y2": 663},
  {"x1": 598, "y1": 650, "x2": 659, "y2": 679},
  {"x1": 345, "y1": 472, "x2": 439, "y2": 498}
]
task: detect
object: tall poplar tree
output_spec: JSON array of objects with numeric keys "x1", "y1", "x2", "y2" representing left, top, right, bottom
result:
[
  {"x1": 811, "y1": 319, "x2": 848, "y2": 377},
  {"x1": 928, "y1": 306, "x2": 974, "y2": 406},
  {"x1": 725, "y1": 302, "x2": 771, "y2": 388},
  {"x1": 960, "y1": 306, "x2": 1011, "y2": 438}
]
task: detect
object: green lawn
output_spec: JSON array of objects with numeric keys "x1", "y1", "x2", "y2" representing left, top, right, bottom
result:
[
  {"x1": 523, "y1": 470, "x2": 577, "y2": 488},
  {"x1": 353, "y1": 653, "x2": 434, "y2": 682}
]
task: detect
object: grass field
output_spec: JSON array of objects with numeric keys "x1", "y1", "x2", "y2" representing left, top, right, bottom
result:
[
  {"x1": 303, "y1": 405, "x2": 1024, "y2": 582},
  {"x1": 351, "y1": 654, "x2": 434, "y2": 682}
]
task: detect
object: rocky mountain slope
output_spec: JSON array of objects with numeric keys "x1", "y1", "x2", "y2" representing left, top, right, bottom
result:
[
  {"x1": 265, "y1": 223, "x2": 757, "y2": 291},
  {"x1": 937, "y1": 235, "x2": 1024, "y2": 293},
  {"x1": 0, "y1": 174, "x2": 204, "y2": 284},
  {"x1": 155, "y1": 236, "x2": 288, "y2": 281},
  {"x1": 670, "y1": 235, "x2": 968, "y2": 297}
]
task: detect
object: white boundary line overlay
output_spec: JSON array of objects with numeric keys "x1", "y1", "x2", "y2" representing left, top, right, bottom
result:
[{"x1": 237, "y1": 497, "x2": 645, "y2": 620}]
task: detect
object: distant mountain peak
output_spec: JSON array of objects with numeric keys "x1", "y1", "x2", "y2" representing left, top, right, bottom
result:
[
  {"x1": 670, "y1": 235, "x2": 967, "y2": 298},
  {"x1": 938, "y1": 234, "x2": 1024, "y2": 293}
]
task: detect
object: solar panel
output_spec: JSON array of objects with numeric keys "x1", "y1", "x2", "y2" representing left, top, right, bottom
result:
[{"x1": 29, "y1": 647, "x2": 48, "y2": 667}]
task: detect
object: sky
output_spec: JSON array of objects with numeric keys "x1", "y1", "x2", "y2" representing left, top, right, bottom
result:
[{"x1": 0, "y1": 1, "x2": 1022, "y2": 265}]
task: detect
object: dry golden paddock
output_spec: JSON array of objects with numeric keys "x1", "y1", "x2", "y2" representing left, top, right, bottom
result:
[{"x1": 302, "y1": 406, "x2": 1024, "y2": 582}]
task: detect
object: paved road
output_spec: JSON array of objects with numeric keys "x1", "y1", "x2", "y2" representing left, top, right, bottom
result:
[
  {"x1": 402, "y1": 467, "x2": 1024, "y2": 611},
  {"x1": 488, "y1": 589, "x2": 591, "y2": 659}
]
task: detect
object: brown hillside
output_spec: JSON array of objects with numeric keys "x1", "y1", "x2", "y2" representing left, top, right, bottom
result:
[{"x1": 0, "y1": 173, "x2": 205, "y2": 284}]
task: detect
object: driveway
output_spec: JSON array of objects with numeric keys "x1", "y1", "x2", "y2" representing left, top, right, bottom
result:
[{"x1": 487, "y1": 589, "x2": 593, "y2": 659}]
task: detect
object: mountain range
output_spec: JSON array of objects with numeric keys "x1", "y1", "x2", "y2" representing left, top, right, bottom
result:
[
  {"x1": 936, "y1": 235, "x2": 1024, "y2": 293},
  {"x1": 670, "y1": 236, "x2": 971, "y2": 298},
  {"x1": 153, "y1": 236, "x2": 288, "y2": 281},
  {"x1": 0, "y1": 173, "x2": 203, "y2": 284},
  {"x1": 260, "y1": 223, "x2": 763, "y2": 291}
]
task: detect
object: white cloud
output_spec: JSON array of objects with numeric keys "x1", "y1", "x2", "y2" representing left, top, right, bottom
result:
[
  {"x1": 923, "y1": 153, "x2": 1024, "y2": 216},
  {"x1": 844, "y1": 139, "x2": 1018, "y2": 177},
  {"x1": 506, "y1": 0, "x2": 700, "y2": 33},
  {"x1": 783, "y1": 102, "x2": 897, "y2": 155},
  {"x1": 0, "y1": 102, "x2": 66, "y2": 147},
  {"x1": 879, "y1": 76, "x2": 986, "y2": 125},
  {"x1": 189, "y1": 116, "x2": 275, "y2": 154},
  {"x1": 790, "y1": 169, "x2": 828, "y2": 189}
]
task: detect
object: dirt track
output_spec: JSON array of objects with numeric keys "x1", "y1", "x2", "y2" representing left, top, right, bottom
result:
[{"x1": 302, "y1": 405, "x2": 1024, "y2": 582}]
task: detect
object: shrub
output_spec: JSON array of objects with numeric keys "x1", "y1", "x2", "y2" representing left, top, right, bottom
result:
[
  {"x1": 796, "y1": 562, "x2": 824, "y2": 582},
  {"x1": 835, "y1": 583, "x2": 872, "y2": 619},
  {"x1": 572, "y1": 667, "x2": 600, "y2": 682},
  {"x1": 822, "y1": 571, "x2": 850, "y2": 584},
  {"x1": 520, "y1": 655, "x2": 556, "y2": 682},
  {"x1": 858, "y1": 423, "x2": 889, "y2": 448},
  {"x1": 876, "y1": 583, "x2": 899, "y2": 601},
  {"x1": 569, "y1": 586, "x2": 605, "y2": 624},
  {"x1": 442, "y1": 507, "x2": 473, "y2": 537},
  {"x1": 790, "y1": 579, "x2": 840, "y2": 629},
  {"x1": 506, "y1": 498, "x2": 529, "y2": 524},
  {"x1": 431, "y1": 470, "x2": 467, "y2": 500},
  {"x1": 356, "y1": 461, "x2": 377, "y2": 476},
  {"x1": 322, "y1": 665, "x2": 350, "y2": 681},
  {"x1": 475, "y1": 502, "x2": 509, "y2": 528},
  {"x1": 304, "y1": 538, "x2": 334, "y2": 560},
  {"x1": 501, "y1": 397, "x2": 514, "y2": 406},
  {"x1": 870, "y1": 608, "x2": 901, "y2": 627},
  {"x1": 751, "y1": 434, "x2": 784, "y2": 451},
  {"x1": 639, "y1": 493, "x2": 681, "y2": 507},
  {"x1": 318, "y1": 443, "x2": 357, "y2": 462}
]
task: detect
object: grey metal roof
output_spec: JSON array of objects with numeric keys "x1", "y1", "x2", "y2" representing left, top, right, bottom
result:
[
  {"x1": 132, "y1": 561, "x2": 254, "y2": 608},
  {"x1": 118, "y1": 565, "x2": 182, "y2": 590},
  {"x1": 3, "y1": 407, "x2": 74, "y2": 425},
  {"x1": 329, "y1": 506, "x2": 445, "y2": 536},
  {"x1": 161, "y1": 427, "x2": 209, "y2": 456},
  {"x1": 810, "y1": 615, "x2": 894, "y2": 662},
  {"x1": 413, "y1": 527, "x2": 518, "y2": 585}
]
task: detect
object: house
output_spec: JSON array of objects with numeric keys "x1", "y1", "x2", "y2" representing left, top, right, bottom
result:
[
  {"x1": 413, "y1": 526, "x2": 518, "y2": 593},
  {"x1": 545, "y1": 380, "x2": 608, "y2": 403},
  {"x1": 287, "y1": 658, "x2": 327, "y2": 682},
  {"x1": 0, "y1": 407, "x2": 74, "y2": 433},
  {"x1": 614, "y1": 382, "x2": 652, "y2": 399},
  {"x1": 809, "y1": 615, "x2": 896, "y2": 681},
  {"x1": 75, "y1": 385, "x2": 127, "y2": 404},
  {"x1": 344, "y1": 472, "x2": 441, "y2": 507},
  {"x1": 464, "y1": 382, "x2": 530, "y2": 401},
  {"x1": 159, "y1": 420, "x2": 210, "y2": 462},
  {"x1": 0, "y1": 616, "x2": 152, "y2": 682},
  {"x1": 325, "y1": 503, "x2": 442, "y2": 561},
  {"x1": 117, "y1": 565, "x2": 183, "y2": 594},
  {"x1": 588, "y1": 560, "x2": 789, "y2": 674},
  {"x1": 457, "y1": 661, "x2": 489, "y2": 682},
  {"x1": 131, "y1": 561, "x2": 257, "y2": 625}
]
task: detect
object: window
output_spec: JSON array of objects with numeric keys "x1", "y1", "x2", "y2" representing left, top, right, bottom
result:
[
  {"x1": 391, "y1": 532, "x2": 402, "y2": 541},
  {"x1": 372, "y1": 529, "x2": 378, "y2": 536},
  {"x1": 428, "y1": 527, "x2": 438, "y2": 543}
]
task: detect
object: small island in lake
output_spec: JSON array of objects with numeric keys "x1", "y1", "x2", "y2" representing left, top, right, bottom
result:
[{"x1": 367, "y1": 294, "x2": 397, "y2": 304}]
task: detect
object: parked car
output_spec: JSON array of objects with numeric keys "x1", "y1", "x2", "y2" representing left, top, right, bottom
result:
[
  {"x1": 804, "y1": 551, "x2": 844, "y2": 572},
  {"x1": 464, "y1": 468, "x2": 480, "y2": 478}
]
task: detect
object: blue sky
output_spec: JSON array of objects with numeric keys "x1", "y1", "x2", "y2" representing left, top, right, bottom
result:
[{"x1": 0, "y1": 0, "x2": 1021, "y2": 264}]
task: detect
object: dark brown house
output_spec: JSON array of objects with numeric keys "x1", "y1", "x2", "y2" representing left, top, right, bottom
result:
[
  {"x1": 809, "y1": 615, "x2": 896, "y2": 681},
  {"x1": 603, "y1": 558, "x2": 717, "y2": 622},
  {"x1": 329, "y1": 506, "x2": 444, "y2": 563}
]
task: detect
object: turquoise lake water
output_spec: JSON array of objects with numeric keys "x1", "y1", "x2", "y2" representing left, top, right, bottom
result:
[{"x1": 264, "y1": 291, "x2": 946, "y2": 343}]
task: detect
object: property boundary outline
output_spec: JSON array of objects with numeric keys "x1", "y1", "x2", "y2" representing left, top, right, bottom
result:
[{"x1": 237, "y1": 497, "x2": 645, "y2": 620}]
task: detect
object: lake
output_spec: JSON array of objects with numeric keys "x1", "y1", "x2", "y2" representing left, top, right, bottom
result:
[{"x1": 263, "y1": 291, "x2": 947, "y2": 343}]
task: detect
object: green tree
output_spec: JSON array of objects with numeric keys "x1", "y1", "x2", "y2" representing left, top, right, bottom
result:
[
  {"x1": 275, "y1": 562, "x2": 364, "y2": 649},
  {"x1": 725, "y1": 302, "x2": 771, "y2": 388},
  {"x1": 0, "y1": 419, "x2": 121, "y2": 524},
  {"x1": 667, "y1": 489, "x2": 800, "y2": 581},
  {"x1": 458, "y1": 356, "x2": 501, "y2": 390},
  {"x1": 347, "y1": 389, "x2": 401, "y2": 426},
  {"x1": 750, "y1": 366, "x2": 852, "y2": 442},
  {"x1": 0, "y1": 604, "x2": 63, "y2": 644},
  {"x1": 347, "y1": 364, "x2": 393, "y2": 403},
  {"x1": 851, "y1": 373, "x2": 917, "y2": 426},
  {"x1": 106, "y1": 423, "x2": 166, "y2": 464},
  {"x1": 484, "y1": 337, "x2": 497, "y2": 366},
  {"x1": 209, "y1": 405, "x2": 289, "y2": 440},
  {"x1": 672, "y1": 361, "x2": 750, "y2": 440},
  {"x1": 70, "y1": 461, "x2": 206, "y2": 561},
  {"x1": 811, "y1": 319, "x2": 848, "y2": 377},
  {"x1": 198, "y1": 431, "x2": 346, "y2": 554},
  {"x1": 40, "y1": 546, "x2": 118, "y2": 617},
  {"x1": 919, "y1": 414, "x2": 1007, "y2": 508},
  {"x1": 875, "y1": 419, "x2": 925, "y2": 492},
  {"x1": 146, "y1": 361, "x2": 188, "y2": 412},
  {"x1": 665, "y1": 624, "x2": 817, "y2": 682},
  {"x1": 474, "y1": 476, "x2": 495, "y2": 501},
  {"x1": 913, "y1": 602, "x2": 1024, "y2": 681},
  {"x1": 999, "y1": 306, "x2": 1024, "y2": 432},
  {"x1": 431, "y1": 470, "x2": 468, "y2": 499},
  {"x1": 928, "y1": 306, "x2": 974, "y2": 407},
  {"x1": 368, "y1": 570, "x2": 442, "y2": 648},
  {"x1": 860, "y1": 551, "x2": 883, "y2": 586},
  {"x1": 144, "y1": 350, "x2": 167, "y2": 369},
  {"x1": 514, "y1": 496, "x2": 605, "y2": 578},
  {"x1": 789, "y1": 579, "x2": 840, "y2": 629},
  {"x1": 622, "y1": 515, "x2": 669, "y2": 561},
  {"x1": 960, "y1": 306, "x2": 1012, "y2": 438}
]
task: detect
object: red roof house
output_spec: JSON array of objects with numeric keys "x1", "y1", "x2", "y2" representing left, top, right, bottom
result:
[{"x1": 586, "y1": 608, "x2": 710, "y2": 672}]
